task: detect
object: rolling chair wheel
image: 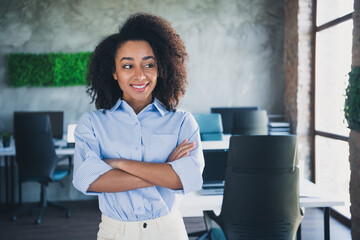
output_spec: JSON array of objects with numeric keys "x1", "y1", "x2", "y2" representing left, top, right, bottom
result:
[
  {"x1": 35, "y1": 218, "x2": 41, "y2": 225},
  {"x1": 66, "y1": 210, "x2": 71, "y2": 218}
]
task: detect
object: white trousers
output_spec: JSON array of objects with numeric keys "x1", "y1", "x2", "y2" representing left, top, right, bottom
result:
[{"x1": 97, "y1": 209, "x2": 189, "y2": 240}]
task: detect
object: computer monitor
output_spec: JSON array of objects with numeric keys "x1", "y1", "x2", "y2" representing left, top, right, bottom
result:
[
  {"x1": 202, "y1": 149, "x2": 228, "y2": 185},
  {"x1": 211, "y1": 107, "x2": 258, "y2": 134},
  {"x1": 14, "y1": 111, "x2": 64, "y2": 139}
]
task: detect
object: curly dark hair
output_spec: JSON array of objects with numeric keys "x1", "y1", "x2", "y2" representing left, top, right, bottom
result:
[{"x1": 86, "y1": 13, "x2": 188, "y2": 111}]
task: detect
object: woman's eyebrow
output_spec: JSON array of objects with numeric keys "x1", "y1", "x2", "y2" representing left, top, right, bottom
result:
[
  {"x1": 120, "y1": 57, "x2": 134, "y2": 62},
  {"x1": 120, "y1": 56, "x2": 155, "y2": 62},
  {"x1": 143, "y1": 56, "x2": 155, "y2": 61}
]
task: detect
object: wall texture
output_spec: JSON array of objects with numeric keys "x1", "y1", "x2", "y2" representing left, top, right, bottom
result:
[
  {"x1": 284, "y1": 0, "x2": 314, "y2": 180},
  {"x1": 0, "y1": 0, "x2": 285, "y2": 201},
  {"x1": 0, "y1": 0, "x2": 285, "y2": 132}
]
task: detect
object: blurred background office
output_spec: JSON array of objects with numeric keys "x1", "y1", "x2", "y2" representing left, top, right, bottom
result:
[
  {"x1": 0, "y1": 0, "x2": 359, "y2": 238},
  {"x1": 0, "y1": 0, "x2": 285, "y2": 202}
]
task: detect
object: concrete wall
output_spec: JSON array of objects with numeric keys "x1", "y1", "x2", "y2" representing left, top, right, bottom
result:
[
  {"x1": 0, "y1": 0, "x2": 285, "y2": 202},
  {"x1": 0, "y1": 0, "x2": 285, "y2": 132}
]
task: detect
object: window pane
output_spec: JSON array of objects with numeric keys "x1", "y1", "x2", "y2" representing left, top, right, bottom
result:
[
  {"x1": 317, "y1": 0, "x2": 353, "y2": 26},
  {"x1": 315, "y1": 136, "x2": 350, "y2": 218},
  {"x1": 315, "y1": 20, "x2": 352, "y2": 136}
]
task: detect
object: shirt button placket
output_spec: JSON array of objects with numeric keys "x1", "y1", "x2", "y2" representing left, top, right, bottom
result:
[
  {"x1": 133, "y1": 118, "x2": 144, "y2": 214},
  {"x1": 135, "y1": 120, "x2": 141, "y2": 160}
]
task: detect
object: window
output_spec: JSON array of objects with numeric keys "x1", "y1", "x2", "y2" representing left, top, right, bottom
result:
[{"x1": 314, "y1": 0, "x2": 353, "y2": 219}]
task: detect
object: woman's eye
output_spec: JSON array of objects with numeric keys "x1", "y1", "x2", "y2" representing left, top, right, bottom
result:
[
  {"x1": 145, "y1": 63, "x2": 154, "y2": 68},
  {"x1": 123, "y1": 64, "x2": 132, "y2": 69}
]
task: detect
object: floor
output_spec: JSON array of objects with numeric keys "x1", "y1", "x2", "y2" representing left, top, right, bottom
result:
[{"x1": 0, "y1": 200, "x2": 351, "y2": 240}]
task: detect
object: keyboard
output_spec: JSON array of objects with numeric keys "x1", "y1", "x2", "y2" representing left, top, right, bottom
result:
[{"x1": 199, "y1": 185, "x2": 224, "y2": 195}]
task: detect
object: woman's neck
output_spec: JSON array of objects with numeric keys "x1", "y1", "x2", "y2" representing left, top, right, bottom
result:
[{"x1": 125, "y1": 97, "x2": 153, "y2": 115}]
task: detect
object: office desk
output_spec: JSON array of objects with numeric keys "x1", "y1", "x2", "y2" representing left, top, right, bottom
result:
[
  {"x1": 180, "y1": 178, "x2": 344, "y2": 240},
  {"x1": 0, "y1": 146, "x2": 75, "y2": 157},
  {"x1": 0, "y1": 136, "x2": 225, "y2": 157},
  {"x1": 201, "y1": 135, "x2": 231, "y2": 150}
]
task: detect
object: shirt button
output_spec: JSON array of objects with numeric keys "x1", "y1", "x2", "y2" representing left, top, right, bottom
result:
[{"x1": 143, "y1": 223, "x2": 147, "y2": 228}]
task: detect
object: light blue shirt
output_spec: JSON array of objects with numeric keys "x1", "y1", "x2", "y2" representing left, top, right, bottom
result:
[{"x1": 72, "y1": 98, "x2": 204, "y2": 221}]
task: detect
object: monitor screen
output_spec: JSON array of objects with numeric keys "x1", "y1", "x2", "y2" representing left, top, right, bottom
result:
[
  {"x1": 202, "y1": 149, "x2": 228, "y2": 184},
  {"x1": 14, "y1": 111, "x2": 64, "y2": 139}
]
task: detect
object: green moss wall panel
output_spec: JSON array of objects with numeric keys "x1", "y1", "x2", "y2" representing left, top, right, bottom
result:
[{"x1": 7, "y1": 52, "x2": 91, "y2": 87}]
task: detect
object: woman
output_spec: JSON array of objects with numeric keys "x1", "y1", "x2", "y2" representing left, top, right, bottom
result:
[{"x1": 72, "y1": 13, "x2": 204, "y2": 240}]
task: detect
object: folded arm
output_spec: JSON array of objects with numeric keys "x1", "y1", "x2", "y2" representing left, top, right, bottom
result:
[
  {"x1": 87, "y1": 169, "x2": 154, "y2": 192},
  {"x1": 104, "y1": 140, "x2": 196, "y2": 190},
  {"x1": 73, "y1": 112, "x2": 203, "y2": 195}
]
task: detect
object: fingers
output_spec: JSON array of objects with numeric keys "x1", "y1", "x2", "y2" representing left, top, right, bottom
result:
[
  {"x1": 179, "y1": 139, "x2": 189, "y2": 146},
  {"x1": 175, "y1": 142, "x2": 196, "y2": 158},
  {"x1": 172, "y1": 141, "x2": 195, "y2": 157},
  {"x1": 167, "y1": 139, "x2": 196, "y2": 162}
]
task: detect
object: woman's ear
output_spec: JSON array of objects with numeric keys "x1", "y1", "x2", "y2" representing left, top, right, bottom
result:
[{"x1": 113, "y1": 72, "x2": 117, "y2": 80}]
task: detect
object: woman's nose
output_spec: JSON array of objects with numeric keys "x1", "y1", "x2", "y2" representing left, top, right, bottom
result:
[{"x1": 134, "y1": 67, "x2": 146, "y2": 81}]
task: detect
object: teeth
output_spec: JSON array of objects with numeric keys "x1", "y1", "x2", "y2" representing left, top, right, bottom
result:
[{"x1": 132, "y1": 84, "x2": 147, "y2": 89}]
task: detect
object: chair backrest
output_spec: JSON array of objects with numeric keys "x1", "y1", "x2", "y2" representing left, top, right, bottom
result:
[
  {"x1": 227, "y1": 135, "x2": 298, "y2": 170},
  {"x1": 211, "y1": 107, "x2": 258, "y2": 134},
  {"x1": 232, "y1": 109, "x2": 268, "y2": 135},
  {"x1": 218, "y1": 135, "x2": 302, "y2": 240},
  {"x1": 193, "y1": 113, "x2": 223, "y2": 141},
  {"x1": 14, "y1": 113, "x2": 58, "y2": 182}
]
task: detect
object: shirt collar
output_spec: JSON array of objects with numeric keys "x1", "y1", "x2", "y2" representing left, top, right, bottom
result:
[
  {"x1": 109, "y1": 98, "x2": 123, "y2": 113},
  {"x1": 152, "y1": 98, "x2": 166, "y2": 117},
  {"x1": 109, "y1": 97, "x2": 167, "y2": 117}
]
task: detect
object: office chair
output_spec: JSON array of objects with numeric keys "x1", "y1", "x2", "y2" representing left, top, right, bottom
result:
[
  {"x1": 12, "y1": 113, "x2": 71, "y2": 224},
  {"x1": 193, "y1": 113, "x2": 223, "y2": 141},
  {"x1": 232, "y1": 109, "x2": 268, "y2": 135},
  {"x1": 198, "y1": 135, "x2": 303, "y2": 240},
  {"x1": 210, "y1": 107, "x2": 258, "y2": 134}
]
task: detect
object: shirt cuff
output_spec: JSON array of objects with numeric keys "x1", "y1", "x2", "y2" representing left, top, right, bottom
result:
[
  {"x1": 72, "y1": 158, "x2": 113, "y2": 195},
  {"x1": 168, "y1": 157, "x2": 203, "y2": 194}
]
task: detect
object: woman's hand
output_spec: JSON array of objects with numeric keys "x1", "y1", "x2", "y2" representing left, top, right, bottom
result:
[{"x1": 167, "y1": 139, "x2": 196, "y2": 162}]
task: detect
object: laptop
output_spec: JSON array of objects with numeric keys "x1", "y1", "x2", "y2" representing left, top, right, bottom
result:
[{"x1": 199, "y1": 149, "x2": 228, "y2": 195}]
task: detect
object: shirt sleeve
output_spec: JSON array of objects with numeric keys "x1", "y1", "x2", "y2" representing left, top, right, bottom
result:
[
  {"x1": 168, "y1": 112, "x2": 205, "y2": 194},
  {"x1": 72, "y1": 112, "x2": 112, "y2": 195}
]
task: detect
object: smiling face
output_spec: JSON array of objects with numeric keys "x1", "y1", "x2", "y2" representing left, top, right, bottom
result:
[{"x1": 113, "y1": 40, "x2": 158, "y2": 112}]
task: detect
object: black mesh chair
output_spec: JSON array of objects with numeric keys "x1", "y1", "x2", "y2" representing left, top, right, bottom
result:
[
  {"x1": 232, "y1": 110, "x2": 268, "y2": 135},
  {"x1": 12, "y1": 113, "x2": 71, "y2": 224},
  {"x1": 199, "y1": 135, "x2": 303, "y2": 240}
]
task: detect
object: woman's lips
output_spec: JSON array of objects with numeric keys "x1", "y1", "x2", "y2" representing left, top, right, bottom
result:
[{"x1": 130, "y1": 83, "x2": 149, "y2": 92}]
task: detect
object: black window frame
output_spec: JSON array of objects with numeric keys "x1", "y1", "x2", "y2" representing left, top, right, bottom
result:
[{"x1": 312, "y1": 0, "x2": 353, "y2": 226}]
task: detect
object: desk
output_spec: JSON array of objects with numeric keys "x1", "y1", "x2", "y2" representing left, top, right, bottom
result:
[
  {"x1": 180, "y1": 178, "x2": 344, "y2": 240},
  {"x1": 0, "y1": 146, "x2": 75, "y2": 157},
  {"x1": 201, "y1": 135, "x2": 231, "y2": 150}
]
